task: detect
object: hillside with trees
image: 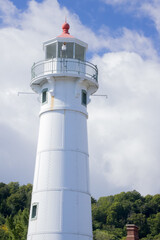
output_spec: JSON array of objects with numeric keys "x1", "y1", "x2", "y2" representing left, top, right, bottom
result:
[{"x1": 0, "y1": 182, "x2": 160, "y2": 239}]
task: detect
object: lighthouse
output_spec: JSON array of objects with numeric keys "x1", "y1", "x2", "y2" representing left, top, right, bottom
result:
[{"x1": 27, "y1": 22, "x2": 98, "y2": 240}]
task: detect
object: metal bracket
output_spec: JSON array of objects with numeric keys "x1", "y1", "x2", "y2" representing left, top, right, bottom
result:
[
  {"x1": 17, "y1": 92, "x2": 36, "y2": 96},
  {"x1": 91, "y1": 94, "x2": 108, "y2": 99}
]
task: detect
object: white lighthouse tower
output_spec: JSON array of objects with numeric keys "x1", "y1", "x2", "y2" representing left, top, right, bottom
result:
[{"x1": 27, "y1": 22, "x2": 98, "y2": 240}]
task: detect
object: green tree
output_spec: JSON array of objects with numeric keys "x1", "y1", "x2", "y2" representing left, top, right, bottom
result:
[
  {"x1": 6, "y1": 208, "x2": 29, "y2": 240},
  {"x1": 0, "y1": 224, "x2": 9, "y2": 240},
  {"x1": 8, "y1": 182, "x2": 19, "y2": 195},
  {"x1": 93, "y1": 229, "x2": 116, "y2": 240},
  {"x1": 127, "y1": 213, "x2": 148, "y2": 238},
  {"x1": 147, "y1": 212, "x2": 160, "y2": 236},
  {"x1": 0, "y1": 183, "x2": 10, "y2": 217},
  {"x1": 106, "y1": 201, "x2": 130, "y2": 228},
  {"x1": 6, "y1": 184, "x2": 32, "y2": 216}
]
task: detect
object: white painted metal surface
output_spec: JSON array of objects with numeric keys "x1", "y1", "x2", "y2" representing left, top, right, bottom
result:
[
  {"x1": 31, "y1": 58, "x2": 98, "y2": 89},
  {"x1": 27, "y1": 25, "x2": 98, "y2": 240}
]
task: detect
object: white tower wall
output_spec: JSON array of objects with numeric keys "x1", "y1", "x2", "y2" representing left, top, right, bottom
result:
[{"x1": 27, "y1": 77, "x2": 93, "y2": 240}]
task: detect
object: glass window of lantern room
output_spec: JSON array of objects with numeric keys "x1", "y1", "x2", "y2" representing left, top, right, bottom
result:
[
  {"x1": 46, "y1": 43, "x2": 56, "y2": 59},
  {"x1": 31, "y1": 203, "x2": 38, "y2": 220},
  {"x1": 58, "y1": 42, "x2": 73, "y2": 58},
  {"x1": 75, "y1": 43, "x2": 85, "y2": 61}
]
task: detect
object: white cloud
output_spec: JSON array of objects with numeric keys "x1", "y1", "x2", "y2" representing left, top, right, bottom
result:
[
  {"x1": 101, "y1": 0, "x2": 145, "y2": 11},
  {"x1": 89, "y1": 52, "x2": 160, "y2": 197},
  {"x1": 102, "y1": 0, "x2": 148, "y2": 8},
  {"x1": 141, "y1": 0, "x2": 160, "y2": 34},
  {"x1": 102, "y1": 0, "x2": 137, "y2": 6},
  {"x1": 99, "y1": 28, "x2": 158, "y2": 60},
  {"x1": 0, "y1": 0, "x2": 20, "y2": 26},
  {"x1": 0, "y1": 0, "x2": 160, "y2": 199}
]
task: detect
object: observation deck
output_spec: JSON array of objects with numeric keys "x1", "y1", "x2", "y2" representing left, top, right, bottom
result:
[{"x1": 31, "y1": 58, "x2": 98, "y2": 86}]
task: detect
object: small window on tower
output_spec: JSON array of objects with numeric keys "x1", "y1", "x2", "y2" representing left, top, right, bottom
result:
[
  {"x1": 42, "y1": 88, "x2": 48, "y2": 104},
  {"x1": 82, "y1": 90, "x2": 87, "y2": 106},
  {"x1": 31, "y1": 203, "x2": 38, "y2": 220}
]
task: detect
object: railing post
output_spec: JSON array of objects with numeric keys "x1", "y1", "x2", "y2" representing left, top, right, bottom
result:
[
  {"x1": 60, "y1": 58, "x2": 62, "y2": 72},
  {"x1": 66, "y1": 59, "x2": 67, "y2": 73}
]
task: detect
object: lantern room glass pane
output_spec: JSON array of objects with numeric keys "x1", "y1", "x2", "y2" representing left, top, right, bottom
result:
[
  {"x1": 75, "y1": 43, "x2": 85, "y2": 61},
  {"x1": 46, "y1": 43, "x2": 56, "y2": 59},
  {"x1": 58, "y1": 42, "x2": 62, "y2": 57},
  {"x1": 58, "y1": 42, "x2": 73, "y2": 58}
]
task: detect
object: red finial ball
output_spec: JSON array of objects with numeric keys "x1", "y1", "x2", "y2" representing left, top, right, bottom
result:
[{"x1": 62, "y1": 22, "x2": 70, "y2": 34}]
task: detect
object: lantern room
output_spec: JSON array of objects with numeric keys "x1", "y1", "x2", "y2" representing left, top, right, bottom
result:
[
  {"x1": 43, "y1": 22, "x2": 87, "y2": 61},
  {"x1": 30, "y1": 22, "x2": 98, "y2": 94}
]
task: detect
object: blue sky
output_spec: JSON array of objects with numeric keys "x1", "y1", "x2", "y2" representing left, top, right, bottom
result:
[
  {"x1": 1, "y1": 0, "x2": 160, "y2": 198},
  {"x1": 7, "y1": 0, "x2": 160, "y2": 55},
  {"x1": 10, "y1": 0, "x2": 43, "y2": 10}
]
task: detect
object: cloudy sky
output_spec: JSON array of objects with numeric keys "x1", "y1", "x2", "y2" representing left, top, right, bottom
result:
[{"x1": 0, "y1": 0, "x2": 160, "y2": 199}]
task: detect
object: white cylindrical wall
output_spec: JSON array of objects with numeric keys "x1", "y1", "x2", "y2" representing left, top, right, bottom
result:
[{"x1": 27, "y1": 77, "x2": 93, "y2": 240}]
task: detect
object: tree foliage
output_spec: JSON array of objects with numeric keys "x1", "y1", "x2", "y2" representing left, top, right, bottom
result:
[
  {"x1": 0, "y1": 182, "x2": 32, "y2": 239},
  {"x1": 0, "y1": 182, "x2": 160, "y2": 239},
  {"x1": 92, "y1": 190, "x2": 160, "y2": 239}
]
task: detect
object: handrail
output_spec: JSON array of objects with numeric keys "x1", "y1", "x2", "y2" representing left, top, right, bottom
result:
[{"x1": 31, "y1": 58, "x2": 98, "y2": 83}]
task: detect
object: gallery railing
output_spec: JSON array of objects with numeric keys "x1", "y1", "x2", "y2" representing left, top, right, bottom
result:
[{"x1": 31, "y1": 58, "x2": 98, "y2": 83}]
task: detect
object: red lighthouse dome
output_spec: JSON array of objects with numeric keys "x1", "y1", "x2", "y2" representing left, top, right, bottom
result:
[
  {"x1": 57, "y1": 21, "x2": 74, "y2": 38},
  {"x1": 62, "y1": 22, "x2": 70, "y2": 34}
]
